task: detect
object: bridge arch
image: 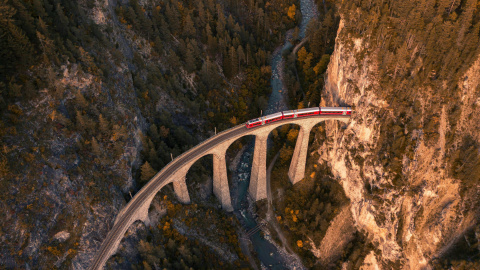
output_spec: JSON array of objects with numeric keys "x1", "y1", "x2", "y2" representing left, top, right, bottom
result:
[{"x1": 90, "y1": 115, "x2": 350, "y2": 270}]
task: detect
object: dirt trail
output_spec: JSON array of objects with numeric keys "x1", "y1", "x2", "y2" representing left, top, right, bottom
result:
[{"x1": 265, "y1": 151, "x2": 304, "y2": 265}]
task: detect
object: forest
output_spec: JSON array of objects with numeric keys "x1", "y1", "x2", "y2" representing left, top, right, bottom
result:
[
  {"x1": 2, "y1": 0, "x2": 479, "y2": 268},
  {"x1": 284, "y1": 0, "x2": 340, "y2": 109},
  {"x1": 0, "y1": 0, "x2": 302, "y2": 268}
]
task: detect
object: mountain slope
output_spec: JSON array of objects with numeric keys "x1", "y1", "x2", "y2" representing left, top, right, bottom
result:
[{"x1": 319, "y1": 0, "x2": 480, "y2": 268}]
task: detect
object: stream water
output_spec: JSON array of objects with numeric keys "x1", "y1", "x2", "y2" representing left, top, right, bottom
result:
[{"x1": 231, "y1": 0, "x2": 319, "y2": 268}]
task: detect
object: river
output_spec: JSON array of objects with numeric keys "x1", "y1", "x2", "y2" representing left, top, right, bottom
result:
[{"x1": 231, "y1": 0, "x2": 319, "y2": 268}]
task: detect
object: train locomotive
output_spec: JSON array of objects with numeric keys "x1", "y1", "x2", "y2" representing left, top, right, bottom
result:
[{"x1": 246, "y1": 107, "x2": 351, "y2": 128}]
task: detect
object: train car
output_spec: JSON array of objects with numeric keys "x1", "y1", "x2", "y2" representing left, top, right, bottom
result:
[
  {"x1": 296, "y1": 107, "x2": 320, "y2": 117},
  {"x1": 246, "y1": 112, "x2": 283, "y2": 128},
  {"x1": 282, "y1": 110, "x2": 295, "y2": 119},
  {"x1": 282, "y1": 108, "x2": 319, "y2": 119},
  {"x1": 246, "y1": 118, "x2": 262, "y2": 128},
  {"x1": 246, "y1": 106, "x2": 351, "y2": 128},
  {"x1": 320, "y1": 107, "x2": 351, "y2": 115},
  {"x1": 263, "y1": 112, "x2": 283, "y2": 124}
]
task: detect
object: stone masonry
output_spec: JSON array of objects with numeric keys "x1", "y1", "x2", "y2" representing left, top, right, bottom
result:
[
  {"x1": 169, "y1": 117, "x2": 350, "y2": 208},
  {"x1": 213, "y1": 148, "x2": 233, "y2": 211},
  {"x1": 249, "y1": 133, "x2": 269, "y2": 201},
  {"x1": 91, "y1": 116, "x2": 350, "y2": 270}
]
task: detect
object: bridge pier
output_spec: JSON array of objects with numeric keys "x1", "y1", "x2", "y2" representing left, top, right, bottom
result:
[
  {"x1": 213, "y1": 151, "x2": 233, "y2": 211},
  {"x1": 288, "y1": 123, "x2": 315, "y2": 185},
  {"x1": 173, "y1": 178, "x2": 190, "y2": 204},
  {"x1": 249, "y1": 133, "x2": 268, "y2": 201}
]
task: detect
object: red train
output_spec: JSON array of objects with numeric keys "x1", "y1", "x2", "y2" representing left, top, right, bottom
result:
[{"x1": 246, "y1": 107, "x2": 351, "y2": 128}]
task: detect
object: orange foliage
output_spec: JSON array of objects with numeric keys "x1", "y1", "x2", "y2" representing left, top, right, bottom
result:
[
  {"x1": 296, "y1": 240, "x2": 303, "y2": 248},
  {"x1": 287, "y1": 4, "x2": 296, "y2": 20}
]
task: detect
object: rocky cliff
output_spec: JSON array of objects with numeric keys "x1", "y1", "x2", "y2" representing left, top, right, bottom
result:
[{"x1": 319, "y1": 5, "x2": 480, "y2": 268}]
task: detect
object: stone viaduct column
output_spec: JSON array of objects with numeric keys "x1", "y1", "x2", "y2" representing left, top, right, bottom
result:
[
  {"x1": 173, "y1": 177, "x2": 190, "y2": 204},
  {"x1": 288, "y1": 122, "x2": 316, "y2": 185},
  {"x1": 213, "y1": 149, "x2": 233, "y2": 211},
  {"x1": 249, "y1": 132, "x2": 269, "y2": 201}
]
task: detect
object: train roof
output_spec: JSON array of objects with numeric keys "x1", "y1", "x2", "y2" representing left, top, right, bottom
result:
[
  {"x1": 248, "y1": 118, "x2": 261, "y2": 123},
  {"x1": 321, "y1": 107, "x2": 350, "y2": 111},
  {"x1": 297, "y1": 107, "x2": 319, "y2": 113},
  {"x1": 264, "y1": 112, "x2": 283, "y2": 119}
]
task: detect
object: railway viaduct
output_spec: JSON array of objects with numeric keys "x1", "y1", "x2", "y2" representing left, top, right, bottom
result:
[{"x1": 90, "y1": 114, "x2": 350, "y2": 269}]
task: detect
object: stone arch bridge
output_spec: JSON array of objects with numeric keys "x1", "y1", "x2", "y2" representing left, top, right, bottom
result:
[{"x1": 90, "y1": 115, "x2": 350, "y2": 269}]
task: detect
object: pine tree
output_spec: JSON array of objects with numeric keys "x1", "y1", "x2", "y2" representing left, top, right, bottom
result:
[
  {"x1": 185, "y1": 42, "x2": 196, "y2": 72},
  {"x1": 183, "y1": 14, "x2": 195, "y2": 38},
  {"x1": 222, "y1": 51, "x2": 231, "y2": 78},
  {"x1": 206, "y1": 25, "x2": 217, "y2": 55},
  {"x1": 76, "y1": 110, "x2": 86, "y2": 132},
  {"x1": 227, "y1": 14, "x2": 235, "y2": 31},
  {"x1": 36, "y1": 30, "x2": 54, "y2": 63},
  {"x1": 140, "y1": 161, "x2": 156, "y2": 182},
  {"x1": 75, "y1": 90, "x2": 88, "y2": 109},
  {"x1": 7, "y1": 82, "x2": 22, "y2": 99},
  {"x1": 165, "y1": 3, "x2": 180, "y2": 34},
  {"x1": 32, "y1": 0, "x2": 47, "y2": 18},
  {"x1": 149, "y1": 124, "x2": 159, "y2": 143},
  {"x1": 142, "y1": 261, "x2": 152, "y2": 270},
  {"x1": 230, "y1": 46, "x2": 238, "y2": 77},
  {"x1": 237, "y1": 45, "x2": 245, "y2": 66},
  {"x1": 153, "y1": 36, "x2": 163, "y2": 54},
  {"x1": 246, "y1": 44, "x2": 252, "y2": 66},
  {"x1": 0, "y1": 0, "x2": 34, "y2": 73},
  {"x1": 91, "y1": 136, "x2": 101, "y2": 156},
  {"x1": 55, "y1": 3, "x2": 69, "y2": 36},
  {"x1": 98, "y1": 114, "x2": 110, "y2": 136},
  {"x1": 216, "y1": 5, "x2": 225, "y2": 38},
  {"x1": 10, "y1": 0, "x2": 35, "y2": 39}
]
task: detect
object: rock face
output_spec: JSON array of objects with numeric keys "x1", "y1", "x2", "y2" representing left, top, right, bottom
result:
[
  {"x1": 314, "y1": 206, "x2": 355, "y2": 265},
  {"x1": 319, "y1": 16, "x2": 480, "y2": 268}
]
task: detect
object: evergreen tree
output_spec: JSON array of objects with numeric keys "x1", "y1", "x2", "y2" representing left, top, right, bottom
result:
[
  {"x1": 153, "y1": 36, "x2": 163, "y2": 54},
  {"x1": 0, "y1": 0, "x2": 34, "y2": 78},
  {"x1": 196, "y1": 1, "x2": 206, "y2": 29},
  {"x1": 237, "y1": 45, "x2": 245, "y2": 66},
  {"x1": 165, "y1": 3, "x2": 180, "y2": 34},
  {"x1": 54, "y1": 3, "x2": 69, "y2": 36},
  {"x1": 75, "y1": 90, "x2": 88, "y2": 109},
  {"x1": 149, "y1": 124, "x2": 159, "y2": 143},
  {"x1": 91, "y1": 136, "x2": 101, "y2": 156},
  {"x1": 230, "y1": 46, "x2": 238, "y2": 77},
  {"x1": 159, "y1": 125, "x2": 170, "y2": 138},
  {"x1": 222, "y1": 50, "x2": 231, "y2": 78},
  {"x1": 76, "y1": 110, "x2": 86, "y2": 132},
  {"x1": 32, "y1": 0, "x2": 47, "y2": 18},
  {"x1": 184, "y1": 42, "x2": 196, "y2": 72},
  {"x1": 182, "y1": 14, "x2": 195, "y2": 39},
  {"x1": 216, "y1": 5, "x2": 226, "y2": 37},
  {"x1": 98, "y1": 114, "x2": 110, "y2": 136},
  {"x1": 10, "y1": 0, "x2": 35, "y2": 39},
  {"x1": 140, "y1": 161, "x2": 156, "y2": 182}
]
